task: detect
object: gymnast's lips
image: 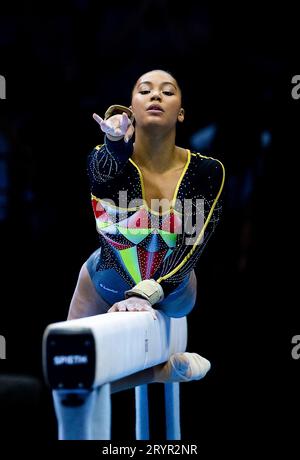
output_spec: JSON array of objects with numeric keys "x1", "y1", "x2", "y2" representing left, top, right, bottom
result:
[{"x1": 147, "y1": 104, "x2": 164, "y2": 112}]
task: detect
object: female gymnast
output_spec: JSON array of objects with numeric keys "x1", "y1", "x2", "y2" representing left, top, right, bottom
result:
[{"x1": 67, "y1": 69, "x2": 225, "y2": 391}]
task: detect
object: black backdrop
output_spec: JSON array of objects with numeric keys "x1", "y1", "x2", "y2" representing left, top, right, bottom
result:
[{"x1": 0, "y1": 1, "x2": 298, "y2": 455}]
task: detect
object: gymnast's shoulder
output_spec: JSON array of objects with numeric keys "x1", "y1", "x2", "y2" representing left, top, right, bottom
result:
[
  {"x1": 188, "y1": 150, "x2": 225, "y2": 198},
  {"x1": 190, "y1": 150, "x2": 225, "y2": 178}
]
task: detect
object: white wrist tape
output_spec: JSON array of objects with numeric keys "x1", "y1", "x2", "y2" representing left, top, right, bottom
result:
[{"x1": 124, "y1": 279, "x2": 164, "y2": 305}]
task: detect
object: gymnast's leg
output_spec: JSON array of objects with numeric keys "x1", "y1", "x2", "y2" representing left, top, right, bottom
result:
[
  {"x1": 110, "y1": 353, "x2": 211, "y2": 394},
  {"x1": 110, "y1": 270, "x2": 210, "y2": 393},
  {"x1": 67, "y1": 262, "x2": 110, "y2": 320}
]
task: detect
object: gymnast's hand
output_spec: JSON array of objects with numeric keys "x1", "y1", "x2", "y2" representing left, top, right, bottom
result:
[
  {"x1": 93, "y1": 112, "x2": 134, "y2": 143},
  {"x1": 108, "y1": 296, "x2": 157, "y2": 320}
]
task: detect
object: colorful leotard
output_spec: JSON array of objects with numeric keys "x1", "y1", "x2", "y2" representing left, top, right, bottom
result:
[{"x1": 86, "y1": 136, "x2": 225, "y2": 312}]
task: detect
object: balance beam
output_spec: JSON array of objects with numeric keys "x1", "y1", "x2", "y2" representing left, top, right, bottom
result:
[{"x1": 43, "y1": 311, "x2": 187, "y2": 439}]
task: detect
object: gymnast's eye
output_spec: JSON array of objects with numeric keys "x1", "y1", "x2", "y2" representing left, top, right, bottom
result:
[
  {"x1": 139, "y1": 90, "x2": 151, "y2": 94},
  {"x1": 162, "y1": 91, "x2": 174, "y2": 96}
]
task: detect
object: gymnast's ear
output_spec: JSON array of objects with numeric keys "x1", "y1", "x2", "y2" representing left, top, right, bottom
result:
[{"x1": 178, "y1": 108, "x2": 185, "y2": 123}]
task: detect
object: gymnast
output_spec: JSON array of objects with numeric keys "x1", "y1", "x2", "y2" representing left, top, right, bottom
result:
[{"x1": 67, "y1": 69, "x2": 225, "y2": 391}]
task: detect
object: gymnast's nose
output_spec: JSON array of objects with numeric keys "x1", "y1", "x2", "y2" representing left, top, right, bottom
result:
[{"x1": 150, "y1": 89, "x2": 162, "y2": 101}]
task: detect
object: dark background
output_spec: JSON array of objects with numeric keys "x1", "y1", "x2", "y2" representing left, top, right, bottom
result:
[{"x1": 0, "y1": 1, "x2": 298, "y2": 455}]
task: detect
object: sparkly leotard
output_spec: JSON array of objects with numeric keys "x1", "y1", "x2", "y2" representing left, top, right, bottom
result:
[{"x1": 86, "y1": 136, "x2": 225, "y2": 313}]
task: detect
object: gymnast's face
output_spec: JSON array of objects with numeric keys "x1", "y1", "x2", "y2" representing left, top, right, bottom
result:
[{"x1": 131, "y1": 70, "x2": 184, "y2": 130}]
